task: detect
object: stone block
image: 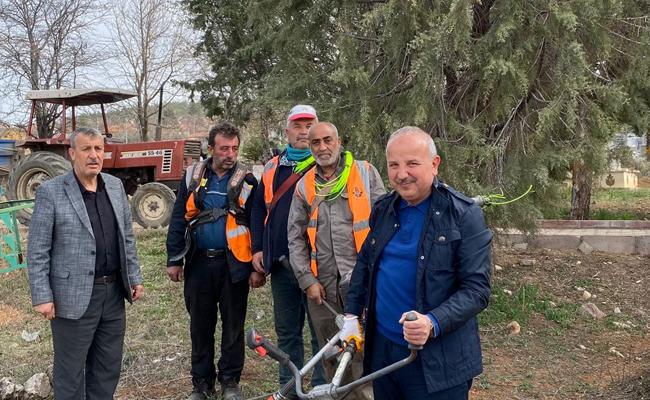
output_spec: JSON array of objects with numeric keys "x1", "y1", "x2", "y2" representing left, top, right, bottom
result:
[
  {"x1": 635, "y1": 236, "x2": 650, "y2": 256},
  {"x1": 494, "y1": 232, "x2": 527, "y2": 245},
  {"x1": 23, "y1": 373, "x2": 50, "y2": 399},
  {"x1": 531, "y1": 235, "x2": 581, "y2": 250},
  {"x1": 538, "y1": 220, "x2": 578, "y2": 229},
  {"x1": 580, "y1": 303, "x2": 606, "y2": 319},
  {"x1": 579, "y1": 220, "x2": 604, "y2": 229},
  {"x1": 578, "y1": 240, "x2": 594, "y2": 255},
  {"x1": 581, "y1": 235, "x2": 636, "y2": 254},
  {"x1": 513, "y1": 243, "x2": 529, "y2": 251}
]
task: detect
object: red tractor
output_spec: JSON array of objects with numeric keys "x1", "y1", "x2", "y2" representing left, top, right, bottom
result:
[{"x1": 7, "y1": 88, "x2": 202, "y2": 228}]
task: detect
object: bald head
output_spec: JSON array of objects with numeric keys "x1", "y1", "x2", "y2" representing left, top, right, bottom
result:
[
  {"x1": 308, "y1": 122, "x2": 339, "y2": 139},
  {"x1": 308, "y1": 122, "x2": 341, "y2": 168},
  {"x1": 385, "y1": 126, "x2": 441, "y2": 205},
  {"x1": 386, "y1": 126, "x2": 437, "y2": 159}
]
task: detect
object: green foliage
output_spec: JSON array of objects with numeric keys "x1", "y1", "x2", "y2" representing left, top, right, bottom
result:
[
  {"x1": 240, "y1": 132, "x2": 267, "y2": 164},
  {"x1": 182, "y1": 0, "x2": 650, "y2": 228},
  {"x1": 541, "y1": 187, "x2": 650, "y2": 219},
  {"x1": 480, "y1": 283, "x2": 577, "y2": 329},
  {"x1": 480, "y1": 284, "x2": 543, "y2": 326},
  {"x1": 608, "y1": 141, "x2": 637, "y2": 168}
]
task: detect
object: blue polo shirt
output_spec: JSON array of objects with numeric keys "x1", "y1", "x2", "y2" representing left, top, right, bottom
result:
[
  {"x1": 375, "y1": 196, "x2": 438, "y2": 346},
  {"x1": 194, "y1": 166, "x2": 230, "y2": 250}
]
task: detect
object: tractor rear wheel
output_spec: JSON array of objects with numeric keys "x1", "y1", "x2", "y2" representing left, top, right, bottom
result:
[
  {"x1": 131, "y1": 182, "x2": 175, "y2": 229},
  {"x1": 8, "y1": 152, "x2": 71, "y2": 224}
]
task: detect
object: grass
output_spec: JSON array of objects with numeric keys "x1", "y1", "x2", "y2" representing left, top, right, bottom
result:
[
  {"x1": 480, "y1": 283, "x2": 577, "y2": 331},
  {"x1": 0, "y1": 229, "x2": 645, "y2": 399},
  {"x1": 540, "y1": 187, "x2": 650, "y2": 220},
  {"x1": 591, "y1": 209, "x2": 640, "y2": 220},
  {"x1": 574, "y1": 278, "x2": 594, "y2": 288},
  {"x1": 595, "y1": 188, "x2": 650, "y2": 202},
  {"x1": 0, "y1": 229, "x2": 322, "y2": 399}
]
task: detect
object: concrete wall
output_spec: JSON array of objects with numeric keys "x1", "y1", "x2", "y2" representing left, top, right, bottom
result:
[{"x1": 496, "y1": 220, "x2": 650, "y2": 256}]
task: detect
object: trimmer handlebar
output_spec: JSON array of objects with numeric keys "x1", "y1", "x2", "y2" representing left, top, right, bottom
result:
[
  {"x1": 246, "y1": 328, "x2": 291, "y2": 365},
  {"x1": 404, "y1": 311, "x2": 424, "y2": 351},
  {"x1": 246, "y1": 311, "x2": 424, "y2": 399}
]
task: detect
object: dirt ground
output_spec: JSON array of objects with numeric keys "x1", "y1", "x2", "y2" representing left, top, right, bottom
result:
[
  {"x1": 0, "y1": 234, "x2": 648, "y2": 399},
  {"x1": 471, "y1": 244, "x2": 650, "y2": 399}
]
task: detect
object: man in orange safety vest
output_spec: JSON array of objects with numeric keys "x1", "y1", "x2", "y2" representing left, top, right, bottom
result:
[{"x1": 288, "y1": 121, "x2": 385, "y2": 399}]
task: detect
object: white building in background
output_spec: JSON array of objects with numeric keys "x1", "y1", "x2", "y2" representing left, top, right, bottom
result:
[{"x1": 600, "y1": 132, "x2": 646, "y2": 189}]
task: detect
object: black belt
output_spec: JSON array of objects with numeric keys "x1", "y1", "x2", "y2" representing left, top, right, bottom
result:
[
  {"x1": 199, "y1": 249, "x2": 226, "y2": 258},
  {"x1": 94, "y1": 272, "x2": 118, "y2": 285}
]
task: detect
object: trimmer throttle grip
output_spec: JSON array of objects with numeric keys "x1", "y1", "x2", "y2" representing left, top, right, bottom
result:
[
  {"x1": 405, "y1": 312, "x2": 423, "y2": 351},
  {"x1": 246, "y1": 328, "x2": 291, "y2": 364}
]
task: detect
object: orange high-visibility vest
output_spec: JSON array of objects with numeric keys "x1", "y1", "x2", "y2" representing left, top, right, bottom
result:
[
  {"x1": 295, "y1": 160, "x2": 372, "y2": 277},
  {"x1": 261, "y1": 155, "x2": 279, "y2": 224},
  {"x1": 224, "y1": 181, "x2": 253, "y2": 262},
  {"x1": 261, "y1": 155, "x2": 315, "y2": 224},
  {"x1": 185, "y1": 161, "x2": 253, "y2": 263}
]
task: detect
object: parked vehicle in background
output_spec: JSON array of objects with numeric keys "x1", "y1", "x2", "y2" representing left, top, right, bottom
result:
[{"x1": 6, "y1": 88, "x2": 202, "y2": 228}]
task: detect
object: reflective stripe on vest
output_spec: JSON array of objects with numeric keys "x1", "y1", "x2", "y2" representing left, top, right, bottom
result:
[
  {"x1": 225, "y1": 181, "x2": 253, "y2": 262},
  {"x1": 296, "y1": 160, "x2": 372, "y2": 277},
  {"x1": 261, "y1": 156, "x2": 280, "y2": 224},
  {"x1": 185, "y1": 161, "x2": 208, "y2": 221}
]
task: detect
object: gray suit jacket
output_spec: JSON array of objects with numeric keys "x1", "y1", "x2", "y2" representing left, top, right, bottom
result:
[{"x1": 27, "y1": 171, "x2": 143, "y2": 319}]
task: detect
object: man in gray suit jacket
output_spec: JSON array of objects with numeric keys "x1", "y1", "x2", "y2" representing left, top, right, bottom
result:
[{"x1": 27, "y1": 127, "x2": 144, "y2": 400}]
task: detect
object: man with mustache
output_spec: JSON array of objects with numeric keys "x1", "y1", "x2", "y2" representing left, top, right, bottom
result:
[
  {"x1": 166, "y1": 122, "x2": 261, "y2": 400},
  {"x1": 288, "y1": 122, "x2": 385, "y2": 399},
  {"x1": 250, "y1": 105, "x2": 325, "y2": 398},
  {"x1": 28, "y1": 127, "x2": 144, "y2": 399},
  {"x1": 343, "y1": 127, "x2": 492, "y2": 400}
]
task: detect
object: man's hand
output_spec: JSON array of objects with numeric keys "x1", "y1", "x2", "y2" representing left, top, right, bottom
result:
[
  {"x1": 305, "y1": 282, "x2": 326, "y2": 305},
  {"x1": 249, "y1": 271, "x2": 266, "y2": 288},
  {"x1": 252, "y1": 251, "x2": 264, "y2": 273},
  {"x1": 131, "y1": 284, "x2": 144, "y2": 301},
  {"x1": 34, "y1": 302, "x2": 55, "y2": 320},
  {"x1": 339, "y1": 314, "x2": 364, "y2": 351},
  {"x1": 167, "y1": 266, "x2": 183, "y2": 282},
  {"x1": 399, "y1": 311, "x2": 433, "y2": 346}
]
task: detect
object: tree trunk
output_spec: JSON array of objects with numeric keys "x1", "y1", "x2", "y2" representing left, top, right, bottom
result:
[
  {"x1": 142, "y1": 117, "x2": 149, "y2": 142},
  {"x1": 142, "y1": 102, "x2": 149, "y2": 142},
  {"x1": 36, "y1": 105, "x2": 55, "y2": 138},
  {"x1": 37, "y1": 111, "x2": 49, "y2": 138},
  {"x1": 570, "y1": 161, "x2": 592, "y2": 220},
  {"x1": 138, "y1": 105, "x2": 149, "y2": 142}
]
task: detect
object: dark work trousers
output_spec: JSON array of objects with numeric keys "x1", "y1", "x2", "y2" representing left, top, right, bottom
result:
[
  {"x1": 184, "y1": 253, "x2": 249, "y2": 391},
  {"x1": 51, "y1": 280, "x2": 126, "y2": 400},
  {"x1": 370, "y1": 331, "x2": 472, "y2": 400},
  {"x1": 270, "y1": 262, "x2": 325, "y2": 389}
]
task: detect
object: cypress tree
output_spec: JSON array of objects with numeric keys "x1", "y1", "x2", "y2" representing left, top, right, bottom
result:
[{"x1": 183, "y1": 0, "x2": 650, "y2": 226}]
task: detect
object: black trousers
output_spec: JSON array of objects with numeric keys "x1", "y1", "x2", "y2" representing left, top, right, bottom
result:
[
  {"x1": 51, "y1": 280, "x2": 125, "y2": 400},
  {"x1": 184, "y1": 253, "x2": 249, "y2": 391}
]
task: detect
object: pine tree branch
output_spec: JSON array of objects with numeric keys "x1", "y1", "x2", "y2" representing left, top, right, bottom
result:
[{"x1": 471, "y1": 0, "x2": 496, "y2": 39}]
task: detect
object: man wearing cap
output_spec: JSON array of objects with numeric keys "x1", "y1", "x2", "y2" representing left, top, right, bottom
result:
[
  {"x1": 343, "y1": 127, "x2": 492, "y2": 400},
  {"x1": 250, "y1": 105, "x2": 325, "y2": 396},
  {"x1": 288, "y1": 121, "x2": 385, "y2": 399}
]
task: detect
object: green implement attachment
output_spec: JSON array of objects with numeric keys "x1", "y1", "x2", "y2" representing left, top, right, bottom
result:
[{"x1": 0, "y1": 199, "x2": 34, "y2": 273}]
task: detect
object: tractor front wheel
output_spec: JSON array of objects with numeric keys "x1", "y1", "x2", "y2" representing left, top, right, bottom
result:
[
  {"x1": 131, "y1": 182, "x2": 176, "y2": 229},
  {"x1": 8, "y1": 152, "x2": 71, "y2": 224}
]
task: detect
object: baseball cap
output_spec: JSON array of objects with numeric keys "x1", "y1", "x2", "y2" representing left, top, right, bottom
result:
[{"x1": 287, "y1": 104, "x2": 317, "y2": 121}]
